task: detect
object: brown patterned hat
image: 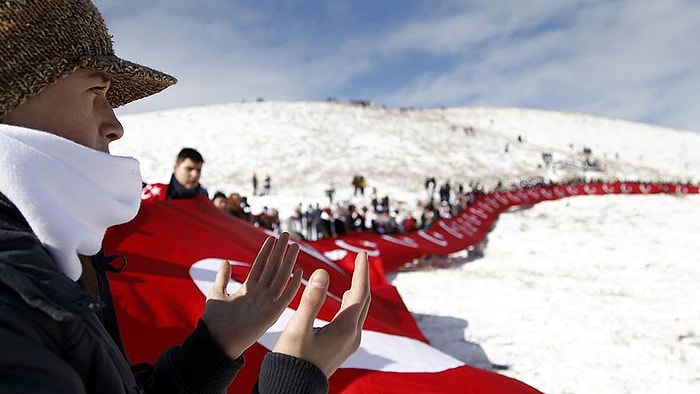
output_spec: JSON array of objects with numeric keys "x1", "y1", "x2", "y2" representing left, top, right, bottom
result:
[{"x1": 0, "y1": 0, "x2": 177, "y2": 119}]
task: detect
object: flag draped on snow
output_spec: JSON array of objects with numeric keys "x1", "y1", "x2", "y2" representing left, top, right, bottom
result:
[
  {"x1": 104, "y1": 196, "x2": 540, "y2": 393},
  {"x1": 309, "y1": 182, "x2": 699, "y2": 273},
  {"x1": 103, "y1": 182, "x2": 695, "y2": 393}
]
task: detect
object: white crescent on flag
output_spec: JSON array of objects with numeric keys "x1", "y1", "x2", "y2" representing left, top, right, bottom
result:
[{"x1": 189, "y1": 258, "x2": 464, "y2": 373}]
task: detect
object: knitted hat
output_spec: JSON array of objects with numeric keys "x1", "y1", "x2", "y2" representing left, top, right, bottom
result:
[{"x1": 0, "y1": 0, "x2": 177, "y2": 119}]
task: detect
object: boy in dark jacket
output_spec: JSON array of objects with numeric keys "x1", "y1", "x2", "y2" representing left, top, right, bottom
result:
[{"x1": 0, "y1": 1, "x2": 370, "y2": 392}]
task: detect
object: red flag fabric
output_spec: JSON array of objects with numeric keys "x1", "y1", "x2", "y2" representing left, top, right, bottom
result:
[
  {"x1": 103, "y1": 194, "x2": 541, "y2": 393},
  {"x1": 309, "y1": 182, "x2": 699, "y2": 273}
]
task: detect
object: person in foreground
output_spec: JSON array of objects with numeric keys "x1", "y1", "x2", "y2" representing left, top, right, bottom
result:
[{"x1": 0, "y1": 0, "x2": 370, "y2": 393}]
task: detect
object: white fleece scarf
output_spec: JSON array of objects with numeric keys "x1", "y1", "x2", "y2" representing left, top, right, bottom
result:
[{"x1": 0, "y1": 125, "x2": 142, "y2": 280}]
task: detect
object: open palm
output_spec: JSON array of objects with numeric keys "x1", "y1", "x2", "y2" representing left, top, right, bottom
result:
[{"x1": 202, "y1": 232, "x2": 302, "y2": 360}]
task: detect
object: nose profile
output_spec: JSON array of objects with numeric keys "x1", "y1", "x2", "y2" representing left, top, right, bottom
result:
[
  {"x1": 99, "y1": 98, "x2": 124, "y2": 144},
  {"x1": 104, "y1": 116, "x2": 124, "y2": 142}
]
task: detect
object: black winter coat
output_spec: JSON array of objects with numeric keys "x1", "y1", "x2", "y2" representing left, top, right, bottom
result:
[{"x1": 0, "y1": 192, "x2": 327, "y2": 393}]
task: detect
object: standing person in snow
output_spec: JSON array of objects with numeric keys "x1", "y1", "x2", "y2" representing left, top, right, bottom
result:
[
  {"x1": 325, "y1": 182, "x2": 336, "y2": 204},
  {"x1": 263, "y1": 174, "x2": 271, "y2": 195},
  {"x1": 252, "y1": 172, "x2": 259, "y2": 196},
  {"x1": 0, "y1": 1, "x2": 370, "y2": 392},
  {"x1": 357, "y1": 175, "x2": 366, "y2": 196}
]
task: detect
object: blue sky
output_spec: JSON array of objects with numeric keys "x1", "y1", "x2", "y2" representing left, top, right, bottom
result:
[{"x1": 95, "y1": 0, "x2": 700, "y2": 131}]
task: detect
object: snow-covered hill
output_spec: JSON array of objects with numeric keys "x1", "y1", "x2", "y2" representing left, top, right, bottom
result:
[
  {"x1": 113, "y1": 102, "x2": 699, "y2": 218},
  {"x1": 112, "y1": 102, "x2": 700, "y2": 393}
]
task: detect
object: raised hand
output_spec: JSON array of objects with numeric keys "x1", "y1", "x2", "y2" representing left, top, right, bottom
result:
[
  {"x1": 272, "y1": 251, "x2": 371, "y2": 377},
  {"x1": 202, "y1": 232, "x2": 303, "y2": 360}
]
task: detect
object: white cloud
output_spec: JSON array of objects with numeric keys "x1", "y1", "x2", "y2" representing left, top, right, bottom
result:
[
  {"x1": 99, "y1": 0, "x2": 700, "y2": 130},
  {"x1": 371, "y1": 0, "x2": 700, "y2": 130}
]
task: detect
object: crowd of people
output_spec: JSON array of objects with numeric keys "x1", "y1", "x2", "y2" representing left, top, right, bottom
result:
[
  {"x1": 201, "y1": 170, "x2": 493, "y2": 240},
  {"x1": 204, "y1": 168, "x2": 699, "y2": 243},
  {"x1": 281, "y1": 179, "x2": 489, "y2": 240}
]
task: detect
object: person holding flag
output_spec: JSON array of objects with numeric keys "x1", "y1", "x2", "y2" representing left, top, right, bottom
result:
[{"x1": 0, "y1": 0, "x2": 370, "y2": 392}]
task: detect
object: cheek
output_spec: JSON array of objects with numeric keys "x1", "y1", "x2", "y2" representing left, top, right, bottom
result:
[
  {"x1": 40, "y1": 97, "x2": 99, "y2": 147},
  {"x1": 51, "y1": 115, "x2": 97, "y2": 147},
  {"x1": 48, "y1": 92, "x2": 100, "y2": 145},
  {"x1": 4, "y1": 103, "x2": 89, "y2": 145},
  {"x1": 175, "y1": 169, "x2": 188, "y2": 181},
  {"x1": 3, "y1": 100, "x2": 51, "y2": 130}
]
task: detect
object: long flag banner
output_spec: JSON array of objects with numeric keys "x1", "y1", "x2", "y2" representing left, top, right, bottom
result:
[
  {"x1": 103, "y1": 181, "x2": 695, "y2": 392},
  {"x1": 309, "y1": 182, "x2": 699, "y2": 273},
  {"x1": 104, "y1": 197, "x2": 541, "y2": 393}
]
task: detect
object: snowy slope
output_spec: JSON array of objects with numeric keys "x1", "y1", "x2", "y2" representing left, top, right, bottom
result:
[{"x1": 111, "y1": 102, "x2": 700, "y2": 394}]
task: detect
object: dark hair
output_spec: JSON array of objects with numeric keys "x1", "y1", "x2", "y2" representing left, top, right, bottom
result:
[
  {"x1": 212, "y1": 191, "x2": 226, "y2": 201},
  {"x1": 176, "y1": 147, "x2": 204, "y2": 164}
]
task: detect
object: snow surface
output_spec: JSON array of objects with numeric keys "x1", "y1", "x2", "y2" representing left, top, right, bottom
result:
[{"x1": 111, "y1": 102, "x2": 700, "y2": 394}]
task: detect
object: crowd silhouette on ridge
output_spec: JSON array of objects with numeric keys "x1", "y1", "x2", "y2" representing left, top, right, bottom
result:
[
  {"x1": 207, "y1": 173, "x2": 698, "y2": 242},
  {"x1": 150, "y1": 148, "x2": 697, "y2": 243}
]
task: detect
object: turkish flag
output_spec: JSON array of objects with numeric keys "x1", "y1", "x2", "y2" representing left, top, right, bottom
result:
[
  {"x1": 308, "y1": 182, "x2": 699, "y2": 273},
  {"x1": 103, "y1": 195, "x2": 541, "y2": 393}
]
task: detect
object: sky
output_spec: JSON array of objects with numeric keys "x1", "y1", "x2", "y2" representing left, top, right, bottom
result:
[
  {"x1": 112, "y1": 102, "x2": 700, "y2": 393},
  {"x1": 95, "y1": 0, "x2": 700, "y2": 132}
]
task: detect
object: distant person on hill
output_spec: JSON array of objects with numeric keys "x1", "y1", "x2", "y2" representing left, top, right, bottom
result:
[
  {"x1": 290, "y1": 203, "x2": 305, "y2": 239},
  {"x1": 0, "y1": 1, "x2": 370, "y2": 392},
  {"x1": 439, "y1": 180, "x2": 451, "y2": 203},
  {"x1": 262, "y1": 174, "x2": 272, "y2": 196},
  {"x1": 402, "y1": 213, "x2": 418, "y2": 232},
  {"x1": 304, "y1": 204, "x2": 315, "y2": 240},
  {"x1": 263, "y1": 174, "x2": 272, "y2": 195},
  {"x1": 425, "y1": 176, "x2": 436, "y2": 198},
  {"x1": 348, "y1": 204, "x2": 367, "y2": 232},
  {"x1": 495, "y1": 181, "x2": 504, "y2": 192},
  {"x1": 212, "y1": 190, "x2": 230, "y2": 211},
  {"x1": 352, "y1": 174, "x2": 367, "y2": 196},
  {"x1": 142, "y1": 147, "x2": 209, "y2": 201},
  {"x1": 326, "y1": 182, "x2": 336, "y2": 204},
  {"x1": 227, "y1": 192, "x2": 251, "y2": 221},
  {"x1": 252, "y1": 171, "x2": 259, "y2": 195},
  {"x1": 312, "y1": 203, "x2": 323, "y2": 240}
]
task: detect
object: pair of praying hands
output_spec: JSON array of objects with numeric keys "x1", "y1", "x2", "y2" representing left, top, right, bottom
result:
[{"x1": 202, "y1": 232, "x2": 370, "y2": 377}]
